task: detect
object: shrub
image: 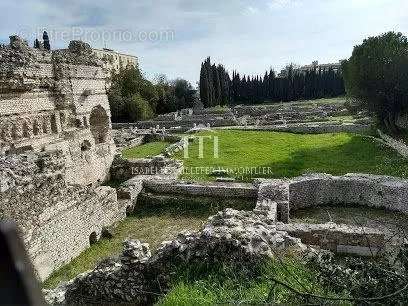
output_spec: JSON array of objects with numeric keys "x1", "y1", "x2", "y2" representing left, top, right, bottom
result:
[{"x1": 125, "y1": 94, "x2": 154, "y2": 121}]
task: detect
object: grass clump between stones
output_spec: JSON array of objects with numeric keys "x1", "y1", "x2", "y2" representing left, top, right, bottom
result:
[{"x1": 158, "y1": 256, "x2": 346, "y2": 305}]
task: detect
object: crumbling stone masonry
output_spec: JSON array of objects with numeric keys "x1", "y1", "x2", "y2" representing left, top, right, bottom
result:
[
  {"x1": 45, "y1": 209, "x2": 305, "y2": 305},
  {"x1": 0, "y1": 36, "x2": 116, "y2": 185},
  {"x1": 0, "y1": 152, "x2": 125, "y2": 280},
  {"x1": 0, "y1": 36, "x2": 121, "y2": 280},
  {"x1": 45, "y1": 172, "x2": 408, "y2": 304}
]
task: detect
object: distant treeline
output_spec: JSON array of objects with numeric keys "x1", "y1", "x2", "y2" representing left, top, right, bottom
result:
[{"x1": 199, "y1": 57, "x2": 345, "y2": 107}]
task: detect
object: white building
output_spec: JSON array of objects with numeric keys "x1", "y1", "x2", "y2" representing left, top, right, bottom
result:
[
  {"x1": 93, "y1": 48, "x2": 138, "y2": 73},
  {"x1": 278, "y1": 60, "x2": 343, "y2": 78}
]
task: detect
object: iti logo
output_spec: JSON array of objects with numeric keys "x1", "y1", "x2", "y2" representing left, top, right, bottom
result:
[{"x1": 182, "y1": 135, "x2": 219, "y2": 159}]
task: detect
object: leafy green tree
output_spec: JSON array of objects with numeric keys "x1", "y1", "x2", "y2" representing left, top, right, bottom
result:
[
  {"x1": 126, "y1": 94, "x2": 154, "y2": 121},
  {"x1": 154, "y1": 75, "x2": 197, "y2": 114},
  {"x1": 342, "y1": 32, "x2": 408, "y2": 133},
  {"x1": 108, "y1": 66, "x2": 158, "y2": 122}
]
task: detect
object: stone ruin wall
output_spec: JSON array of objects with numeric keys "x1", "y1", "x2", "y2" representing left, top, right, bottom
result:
[
  {"x1": 118, "y1": 173, "x2": 408, "y2": 258},
  {"x1": 0, "y1": 36, "x2": 116, "y2": 185},
  {"x1": 0, "y1": 36, "x2": 123, "y2": 280},
  {"x1": 46, "y1": 173, "x2": 402, "y2": 305},
  {"x1": 112, "y1": 99, "x2": 372, "y2": 135},
  {"x1": 0, "y1": 152, "x2": 125, "y2": 281}
]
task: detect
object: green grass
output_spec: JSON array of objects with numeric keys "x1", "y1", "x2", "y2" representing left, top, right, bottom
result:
[
  {"x1": 122, "y1": 141, "x2": 170, "y2": 159},
  {"x1": 260, "y1": 97, "x2": 346, "y2": 107},
  {"x1": 174, "y1": 130, "x2": 408, "y2": 182},
  {"x1": 43, "y1": 208, "x2": 208, "y2": 288},
  {"x1": 292, "y1": 205, "x2": 408, "y2": 234},
  {"x1": 158, "y1": 257, "x2": 348, "y2": 305},
  {"x1": 327, "y1": 115, "x2": 355, "y2": 123},
  {"x1": 43, "y1": 197, "x2": 252, "y2": 289}
]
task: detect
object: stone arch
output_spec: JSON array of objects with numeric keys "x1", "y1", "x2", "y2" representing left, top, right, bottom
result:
[
  {"x1": 1, "y1": 124, "x2": 12, "y2": 142},
  {"x1": 42, "y1": 118, "x2": 48, "y2": 134},
  {"x1": 126, "y1": 206, "x2": 134, "y2": 217},
  {"x1": 60, "y1": 112, "x2": 66, "y2": 128},
  {"x1": 89, "y1": 105, "x2": 109, "y2": 144},
  {"x1": 11, "y1": 124, "x2": 18, "y2": 140},
  {"x1": 0, "y1": 128, "x2": 6, "y2": 141}
]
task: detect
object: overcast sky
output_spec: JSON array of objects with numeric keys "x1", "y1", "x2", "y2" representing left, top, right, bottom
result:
[{"x1": 1, "y1": 0, "x2": 407, "y2": 86}]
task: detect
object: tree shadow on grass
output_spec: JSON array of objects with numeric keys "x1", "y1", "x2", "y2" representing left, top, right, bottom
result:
[{"x1": 240, "y1": 136, "x2": 408, "y2": 181}]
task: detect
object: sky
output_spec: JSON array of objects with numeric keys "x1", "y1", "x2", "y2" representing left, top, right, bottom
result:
[{"x1": 1, "y1": 0, "x2": 407, "y2": 87}]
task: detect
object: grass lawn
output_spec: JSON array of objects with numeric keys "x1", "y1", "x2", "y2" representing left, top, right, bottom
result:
[
  {"x1": 122, "y1": 141, "x2": 170, "y2": 159},
  {"x1": 292, "y1": 205, "x2": 408, "y2": 235},
  {"x1": 43, "y1": 207, "x2": 208, "y2": 288},
  {"x1": 43, "y1": 196, "x2": 253, "y2": 288},
  {"x1": 260, "y1": 97, "x2": 346, "y2": 107},
  {"x1": 174, "y1": 130, "x2": 408, "y2": 182}
]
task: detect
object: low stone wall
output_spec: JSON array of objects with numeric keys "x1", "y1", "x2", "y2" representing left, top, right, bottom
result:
[
  {"x1": 288, "y1": 173, "x2": 408, "y2": 214},
  {"x1": 233, "y1": 102, "x2": 347, "y2": 118},
  {"x1": 216, "y1": 122, "x2": 371, "y2": 134},
  {"x1": 45, "y1": 209, "x2": 304, "y2": 306},
  {"x1": 113, "y1": 128, "x2": 182, "y2": 149},
  {"x1": 278, "y1": 223, "x2": 385, "y2": 256},
  {"x1": 143, "y1": 180, "x2": 258, "y2": 199},
  {"x1": 44, "y1": 172, "x2": 406, "y2": 304},
  {"x1": 110, "y1": 155, "x2": 183, "y2": 182},
  {"x1": 377, "y1": 129, "x2": 408, "y2": 158},
  {"x1": 112, "y1": 118, "x2": 237, "y2": 131}
]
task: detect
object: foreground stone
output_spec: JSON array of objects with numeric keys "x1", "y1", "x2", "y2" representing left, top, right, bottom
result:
[{"x1": 45, "y1": 209, "x2": 305, "y2": 305}]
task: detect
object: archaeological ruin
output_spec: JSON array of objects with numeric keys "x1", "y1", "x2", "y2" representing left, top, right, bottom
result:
[
  {"x1": 0, "y1": 36, "x2": 121, "y2": 280},
  {"x1": 1, "y1": 35, "x2": 408, "y2": 306}
]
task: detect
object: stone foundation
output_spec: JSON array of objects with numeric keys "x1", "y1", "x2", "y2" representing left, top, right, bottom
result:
[{"x1": 288, "y1": 173, "x2": 408, "y2": 213}]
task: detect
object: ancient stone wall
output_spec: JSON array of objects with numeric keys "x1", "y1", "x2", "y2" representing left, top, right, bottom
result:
[
  {"x1": 0, "y1": 36, "x2": 116, "y2": 186},
  {"x1": 227, "y1": 122, "x2": 371, "y2": 134},
  {"x1": 377, "y1": 129, "x2": 408, "y2": 158},
  {"x1": 288, "y1": 173, "x2": 408, "y2": 213},
  {"x1": 0, "y1": 152, "x2": 124, "y2": 280},
  {"x1": 110, "y1": 155, "x2": 183, "y2": 182},
  {"x1": 143, "y1": 180, "x2": 258, "y2": 199},
  {"x1": 0, "y1": 36, "x2": 123, "y2": 281}
]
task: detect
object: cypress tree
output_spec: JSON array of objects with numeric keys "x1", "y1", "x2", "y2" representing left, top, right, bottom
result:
[
  {"x1": 212, "y1": 65, "x2": 221, "y2": 105},
  {"x1": 199, "y1": 57, "x2": 345, "y2": 106},
  {"x1": 43, "y1": 31, "x2": 51, "y2": 51},
  {"x1": 33, "y1": 39, "x2": 40, "y2": 49}
]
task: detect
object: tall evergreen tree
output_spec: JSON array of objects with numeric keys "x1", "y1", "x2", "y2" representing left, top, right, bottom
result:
[
  {"x1": 43, "y1": 31, "x2": 51, "y2": 51},
  {"x1": 33, "y1": 39, "x2": 40, "y2": 49},
  {"x1": 199, "y1": 56, "x2": 345, "y2": 107}
]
